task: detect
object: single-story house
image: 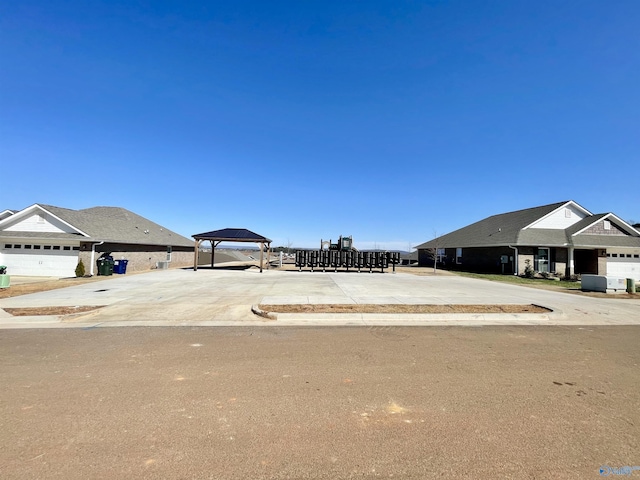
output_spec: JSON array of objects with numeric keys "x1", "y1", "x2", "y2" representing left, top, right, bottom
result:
[
  {"x1": 416, "y1": 201, "x2": 640, "y2": 280},
  {"x1": 0, "y1": 204, "x2": 194, "y2": 277}
]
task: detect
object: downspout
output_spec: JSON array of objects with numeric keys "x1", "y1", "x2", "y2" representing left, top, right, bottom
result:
[
  {"x1": 508, "y1": 245, "x2": 518, "y2": 276},
  {"x1": 89, "y1": 241, "x2": 104, "y2": 276}
]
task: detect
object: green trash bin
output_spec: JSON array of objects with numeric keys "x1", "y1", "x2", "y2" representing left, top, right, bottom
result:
[{"x1": 97, "y1": 258, "x2": 114, "y2": 276}]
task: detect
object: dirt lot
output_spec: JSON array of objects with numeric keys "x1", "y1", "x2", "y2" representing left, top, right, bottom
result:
[{"x1": 1, "y1": 326, "x2": 638, "y2": 479}]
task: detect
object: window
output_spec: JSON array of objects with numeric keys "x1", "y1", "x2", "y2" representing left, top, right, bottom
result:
[
  {"x1": 534, "y1": 248, "x2": 550, "y2": 273},
  {"x1": 34, "y1": 245, "x2": 41, "y2": 250},
  {"x1": 437, "y1": 248, "x2": 445, "y2": 263},
  {"x1": 63, "y1": 246, "x2": 71, "y2": 251},
  {"x1": 52, "y1": 246, "x2": 60, "y2": 250},
  {"x1": 634, "y1": 254, "x2": 639, "y2": 258},
  {"x1": 603, "y1": 220, "x2": 611, "y2": 230},
  {"x1": 456, "y1": 248, "x2": 462, "y2": 264},
  {"x1": 166, "y1": 246, "x2": 172, "y2": 262},
  {"x1": 4, "y1": 244, "x2": 11, "y2": 249},
  {"x1": 72, "y1": 246, "x2": 79, "y2": 251},
  {"x1": 13, "y1": 245, "x2": 21, "y2": 249},
  {"x1": 44, "y1": 245, "x2": 51, "y2": 250},
  {"x1": 606, "y1": 254, "x2": 611, "y2": 257},
  {"x1": 627, "y1": 254, "x2": 632, "y2": 258},
  {"x1": 612, "y1": 254, "x2": 618, "y2": 257},
  {"x1": 25, "y1": 245, "x2": 32, "y2": 249}
]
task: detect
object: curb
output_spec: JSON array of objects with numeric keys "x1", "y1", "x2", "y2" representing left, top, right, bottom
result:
[{"x1": 251, "y1": 304, "x2": 278, "y2": 321}]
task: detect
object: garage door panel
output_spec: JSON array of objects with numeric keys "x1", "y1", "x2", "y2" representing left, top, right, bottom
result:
[
  {"x1": 1, "y1": 250, "x2": 78, "y2": 277},
  {"x1": 607, "y1": 255, "x2": 640, "y2": 281}
]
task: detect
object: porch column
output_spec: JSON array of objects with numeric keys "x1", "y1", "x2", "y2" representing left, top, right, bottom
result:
[{"x1": 568, "y1": 247, "x2": 575, "y2": 276}]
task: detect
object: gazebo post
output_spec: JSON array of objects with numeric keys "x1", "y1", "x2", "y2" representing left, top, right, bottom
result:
[
  {"x1": 259, "y1": 241, "x2": 264, "y2": 273},
  {"x1": 267, "y1": 242, "x2": 271, "y2": 270},
  {"x1": 193, "y1": 239, "x2": 200, "y2": 271},
  {"x1": 211, "y1": 240, "x2": 215, "y2": 268}
]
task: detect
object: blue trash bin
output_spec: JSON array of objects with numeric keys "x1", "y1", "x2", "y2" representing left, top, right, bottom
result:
[{"x1": 113, "y1": 259, "x2": 129, "y2": 274}]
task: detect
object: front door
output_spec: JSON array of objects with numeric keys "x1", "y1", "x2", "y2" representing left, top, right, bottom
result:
[{"x1": 535, "y1": 248, "x2": 550, "y2": 273}]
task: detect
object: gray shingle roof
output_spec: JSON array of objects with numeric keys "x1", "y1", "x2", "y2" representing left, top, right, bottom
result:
[
  {"x1": 416, "y1": 201, "x2": 568, "y2": 249},
  {"x1": 417, "y1": 201, "x2": 640, "y2": 250},
  {"x1": 572, "y1": 235, "x2": 640, "y2": 248},
  {"x1": 0, "y1": 231, "x2": 84, "y2": 241},
  {"x1": 564, "y1": 214, "x2": 603, "y2": 235},
  {"x1": 193, "y1": 228, "x2": 272, "y2": 243},
  {"x1": 32, "y1": 205, "x2": 193, "y2": 247}
]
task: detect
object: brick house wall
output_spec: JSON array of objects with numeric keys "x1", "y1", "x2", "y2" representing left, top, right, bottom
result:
[
  {"x1": 419, "y1": 246, "x2": 516, "y2": 273},
  {"x1": 79, "y1": 242, "x2": 194, "y2": 274},
  {"x1": 551, "y1": 247, "x2": 568, "y2": 277},
  {"x1": 419, "y1": 244, "x2": 605, "y2": 277}
]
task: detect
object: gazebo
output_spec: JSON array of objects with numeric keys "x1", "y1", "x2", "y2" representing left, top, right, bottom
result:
[{"x1": 192, "y1": 228, "x2": 272, "y2": 273}]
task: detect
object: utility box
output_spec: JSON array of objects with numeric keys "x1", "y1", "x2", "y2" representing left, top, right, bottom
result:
[{"x1": 581, "y1": 274, "x2": 627, "y2": 293}]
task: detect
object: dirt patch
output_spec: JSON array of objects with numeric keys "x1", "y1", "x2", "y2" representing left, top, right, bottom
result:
[
  {"x1": 0, "y1": 277, "x2": 108, "y2": 299},
  {"x1": 258, "y1": 304, "x2": 551, "y2": 314},
  {"x1": 4, "y1": 306, "x2": 104, "y2": 316}
]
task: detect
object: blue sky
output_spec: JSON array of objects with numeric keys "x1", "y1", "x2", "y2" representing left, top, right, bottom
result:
[{"x1": 1, "y1": 1, "x2": 639, "y2": 250}]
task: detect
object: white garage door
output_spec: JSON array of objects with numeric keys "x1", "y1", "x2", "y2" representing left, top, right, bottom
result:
[
  {"x1": 0, "y1": 245, "x2": 79, "y2": 277},
  {"x1": 606, "y1": 252, "x2": 640, "y2": 281}
]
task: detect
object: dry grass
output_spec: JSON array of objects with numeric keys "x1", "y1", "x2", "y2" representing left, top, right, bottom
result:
[
  {"x1": 0, "y1": 277, "x2": 109, "y2": 299},
  {"x1": 4, "y1": 306, "x2": 103, "y2": 316},
  {"x1": 258, "y1": 304, "x2": 551, "y2": 314}
]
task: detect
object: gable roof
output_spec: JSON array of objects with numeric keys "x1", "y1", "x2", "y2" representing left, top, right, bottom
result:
[
  {"x1": 0, "y1": 209, "x2": 17, "y2": 221},
  {"x1": 417, "y1": 201, "x2": 569, "y2": 249},
  {"x1": 193, "y1": 228, "x2": 271, "y2": 243},
  {"x1": 0, "y1": 204, "x2": 193, "y2": 247},
  {"x1": 417, "y1": 201, "x2": 640, "y2": 250}
]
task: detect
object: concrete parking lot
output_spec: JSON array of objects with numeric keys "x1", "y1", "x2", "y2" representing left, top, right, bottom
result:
[
  {"x1": 0, "y1": 268, "x2": 639, "y2": 328},
  {"x1": 1, "y1": 269, "x2": 639, "y2": 479}
]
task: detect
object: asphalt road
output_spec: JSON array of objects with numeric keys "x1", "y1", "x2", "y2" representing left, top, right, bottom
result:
[{"x1": 2, "y1": 325, "x2": 639, "y2": 479}]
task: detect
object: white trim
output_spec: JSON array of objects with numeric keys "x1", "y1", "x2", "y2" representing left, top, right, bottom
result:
[
  {"x1": 0, "y1": 209, "x2": 15, "y2": 219},
  {"x1": 571, "y1": 214, "x2": 611, "y2": 236},
  {"x1": 0, "y1": 204, "x2": 90, "y2": 237},
  {"x1": 572, "y1": 212, "x2": 640, "y2": 237},
  {"x1": 522, "y1": 201, "x2": 592, "y2": 230}
]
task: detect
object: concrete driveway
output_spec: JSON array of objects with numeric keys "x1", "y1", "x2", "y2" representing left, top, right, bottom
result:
[{"x1": 0, "y1": 268, "x2": 639, "y2": 328}]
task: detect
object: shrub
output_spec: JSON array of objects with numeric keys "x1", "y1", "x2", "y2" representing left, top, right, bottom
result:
[
  {"x1": 0, "y1": 265, "x2": 6, "y2": 275},
  {"x1": 523, "y1": 259, "x2": 535, "y2": 278},
  {"x1": 75, "y1": 260, "x2": 86, "y2": 277}
]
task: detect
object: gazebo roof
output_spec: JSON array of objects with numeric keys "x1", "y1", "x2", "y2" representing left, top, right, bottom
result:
[{"x1": 192, "y1": 228, "x2": 272, "y2": 243}]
